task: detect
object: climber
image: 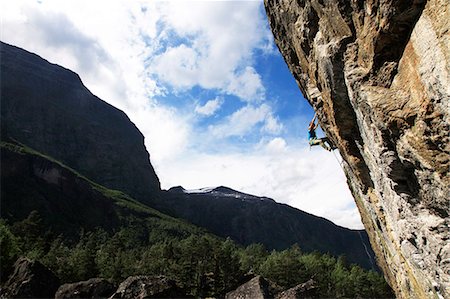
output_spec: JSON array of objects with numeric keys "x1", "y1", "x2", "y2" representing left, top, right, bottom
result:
[{"x1": 308, "y1": 113, "x2": 333, "y2": 151}]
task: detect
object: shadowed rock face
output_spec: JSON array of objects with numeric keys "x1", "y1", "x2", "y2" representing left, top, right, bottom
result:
[
  {"x1": 264, "y1": 0, "x2": 449, "y2": 298},
  {"x1": 276, "y1": 279, "x2": 317, "y2": 299},
  {"x1": 1, "y1": 142, "x2": 121, "y2": 235},
  {"x1": 109, "y1": 276, "x2": 191, "y2": 299},
  {"x1": 0, "y1": 257, "x2": 60, "y2": 298},
  {"x1": 55, "y1": 278, "x2": 116, "y2": 299},
  {"x1": 0, "y1": 42, "x2": 160, "y2": 204},
  {"x1": 225, "y1": 276, "x2": 276, "y2": 299}
]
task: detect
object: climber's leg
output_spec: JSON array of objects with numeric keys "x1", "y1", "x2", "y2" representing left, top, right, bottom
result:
[
  {"x1": 318, "y1": 138, "x2": 332, "y2": 151},
  {"x1": 309, "y1": 138, "x2": 321, "y2": 146}
]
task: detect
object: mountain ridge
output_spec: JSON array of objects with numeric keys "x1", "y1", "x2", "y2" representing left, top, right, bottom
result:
[
  {"x1": 168, "y1": 185, "x2": 362, "y2": 229},
  {"x1": 153, "y1": 185, "x2": 377, "y2": 270},
  {"x1": 168, "y1": 186, "x2": 276, "y2": 203}
]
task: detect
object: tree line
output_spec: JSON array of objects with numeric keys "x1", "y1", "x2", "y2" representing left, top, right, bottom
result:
[{"x1": 0, "y1": 211, "x2": 393, "y2": 298}]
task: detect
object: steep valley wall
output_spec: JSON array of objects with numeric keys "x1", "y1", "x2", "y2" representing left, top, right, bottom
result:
[
  {"x1": 1, "y1": 42, "x2": 161, "y2": 204},
  {"x1": 264, "y1": 0, "x2": 449, "y2": 298}
]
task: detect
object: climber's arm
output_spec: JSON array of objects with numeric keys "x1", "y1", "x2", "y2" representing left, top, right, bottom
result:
[{"x1": 310, "y1": 113, "x2": 318, "y2": 129}]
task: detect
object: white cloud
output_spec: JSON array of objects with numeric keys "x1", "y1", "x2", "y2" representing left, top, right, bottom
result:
[
  {"x1": 226, "y1": 66, "x2": 265, "y2": 102},
  {"x1": 2, "y1": 3, "x2": 111, "y2": 75},
  {"x1": 210, "y1": 104, "x2": 282, "y2": 137},
  {"x1": 263, "y1": 114, "x2": 284, "y2": 134},
  {"x1": 265, "y1": 137, "x2": 287, "y2": 153},
  {"x1": 152, "y1": 45, "x2": 200, "y2": 89},
  {"x1": 148, "y1": 1, "x2": 270, "y2": 102},
  {"x1": 132, "y1": 104, "x2": 192, "y2": 163},
  {"x1": 195, "y1": 97, "x2": 223, "y2": 116}
]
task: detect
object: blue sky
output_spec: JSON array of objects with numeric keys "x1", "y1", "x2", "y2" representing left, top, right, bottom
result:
[{"x1": 2, "y1": 0, "x2": 363, "y2": 229}]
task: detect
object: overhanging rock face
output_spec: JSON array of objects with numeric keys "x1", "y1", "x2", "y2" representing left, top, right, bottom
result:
[{"x1": 264, "y1": 0, "x2": 449, "y2": 298}]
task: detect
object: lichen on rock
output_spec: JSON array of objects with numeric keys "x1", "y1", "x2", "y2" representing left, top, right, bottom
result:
[{"x1": 264, "y1": 0, "x2": 449, "y2": 298}]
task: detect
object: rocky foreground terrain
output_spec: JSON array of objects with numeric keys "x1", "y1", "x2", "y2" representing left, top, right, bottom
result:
[
  {"x1": 264, "y1": 0, "x2": 449, "y2": 298},
  {"x1": 0, "y1": 257, "x2": 318, "y2": 299}
]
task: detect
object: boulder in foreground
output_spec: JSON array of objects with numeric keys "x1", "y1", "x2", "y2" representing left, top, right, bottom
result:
[
  {"x1": 225, "y1": 276, "x2": 278, "y2": 299},
  {"x1": 0, "y1": 257, "x2": 60, "y2": 298},
  {"x1": 109, "y1": 275, "x2": 191, "y2": 299},
  {"x1": 55, "y1": 278, "x2": 116, "y2": 299},
  {"x1": 276, "y1": 279, "x2": 317, "y2": 299}
]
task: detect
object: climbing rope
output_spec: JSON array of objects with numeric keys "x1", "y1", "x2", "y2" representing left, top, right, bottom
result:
[{"x1": 332, "y1": 148, "x2": 345, "y2": 171}]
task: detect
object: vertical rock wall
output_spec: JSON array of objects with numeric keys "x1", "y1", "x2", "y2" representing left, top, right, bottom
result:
[{"x1": 264, "y1": 0, "x2": 449, "y2": 298}]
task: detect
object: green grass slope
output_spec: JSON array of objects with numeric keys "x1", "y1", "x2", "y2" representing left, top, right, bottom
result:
[{"x1": 0, "y1": 140, "x2": 205, "y2": 241}]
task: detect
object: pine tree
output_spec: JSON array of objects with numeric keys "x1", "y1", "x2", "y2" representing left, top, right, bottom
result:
[{"x1": 0, "y1": 221, "x2": 21, "y2": 282}]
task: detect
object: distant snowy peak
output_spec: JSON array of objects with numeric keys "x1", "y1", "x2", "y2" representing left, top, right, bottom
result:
[
  {"x1": 183, "y1": 187, "x2": 216, "y2": 194},
  {"x1": 167, "y1": 186, "x2": 275, "y2": 202},
  {"x1": 167, "y1": 186, "x2": 215, "y2": 194}
]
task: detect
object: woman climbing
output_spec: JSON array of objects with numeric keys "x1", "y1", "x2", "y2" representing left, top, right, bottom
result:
[{"x1": 308, "y1": 113, "x2": 333, "y2": 151}]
